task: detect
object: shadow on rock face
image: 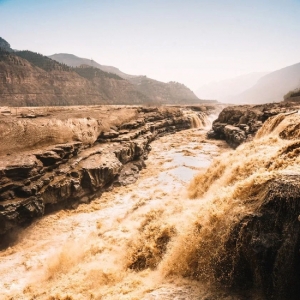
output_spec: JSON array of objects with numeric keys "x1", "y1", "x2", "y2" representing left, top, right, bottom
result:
[{"x1": 214, "y1": 175, "x2": 300, "y2": 300}]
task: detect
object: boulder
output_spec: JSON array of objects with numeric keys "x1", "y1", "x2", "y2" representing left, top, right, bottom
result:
[
  {"x1": 223, "y1": 125, "x2": 247, "y2": 148},
  {"x1": 210, "y1": 103, "x2": 300, "y2": 148}
]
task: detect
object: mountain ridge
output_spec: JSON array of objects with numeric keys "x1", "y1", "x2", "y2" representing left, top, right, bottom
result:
[
  {"x1": 0, "y1": 47, "x2": 152, "y2": 106},
  {"x1": 0, "y1": 37, "x2": 208, "y2": 106},
  {"x1": 196, "y1": 72, "x2": 268, "y2": 103},
  {"x1": 49, "y1": 53, "x2": 134, "y2": 79},
  {"x1": 229, "y1": 62, "x2": 300, "y2": 104},
  {"x1": 49, "y1": 52, "x2": 201, "y2": 104}
]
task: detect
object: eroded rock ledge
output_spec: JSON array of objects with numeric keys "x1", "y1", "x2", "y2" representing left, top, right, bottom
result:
[
  {"x1": 215, "y1": 175, "x2": 300, "y2": 300},
  {"x1": 208, "y1": 103, "x2": 300, "y2": 148},
  {"x1": 0, "y1": 106, "x2": 210, "y2": 243}
]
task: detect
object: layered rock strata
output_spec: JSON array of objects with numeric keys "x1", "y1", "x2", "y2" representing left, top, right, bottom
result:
[
  {"x1": 208, "y1": 103, "x2": 300, "y2": 148},
  {"x1": 0, "y1": 106, "x2": 207, "y2": 244}
]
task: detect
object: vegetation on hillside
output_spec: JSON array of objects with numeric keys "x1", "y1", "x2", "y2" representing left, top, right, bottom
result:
[
  {"x1": 0, "y1": 37, "x2": 13, "y2": 52},
  {"x1": 284, "y1": 88, "x2": 300, "y2": 100},
  {"x1": 0, "y1": 48, "x2": 11, "y2": 60},
  {"x1": 74, "y1": 65, "x2": 123, "y2": 80},
  {"x1": 15, "y1": 50, "x2": 71, "y2": 72},
  {"x1": 14, "y1": 50, "x2": 124, "y2": 81},
  {"x1": 0, "y1": 36, "x2": 205, "y2": 106},
  {"x1": 0, "y1": 48, "x2": 26, "y2": 65}
]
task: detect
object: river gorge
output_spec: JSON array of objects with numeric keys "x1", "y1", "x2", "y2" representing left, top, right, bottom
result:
[{"x1": 1, "y1": 104, "x2": 300, "y2": 299}]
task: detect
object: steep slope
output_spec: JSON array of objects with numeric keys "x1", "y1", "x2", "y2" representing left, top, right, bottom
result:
[
  {"x1": 0, "y1": 49, "x2": 153, "y2": 106},
  {"x1": 230, "y1": 63, "x2": 300, "y2": 104},
  {"x1": 284, "y1": 88, "x2": 300, "y2": 102},
  {"x1": 196, "y1": 72, "x2": 268, "y2": 103},
  {"x1": 0, "y1": 37, "x2": 206, "y2": 106},
  {"x1": 50, "y1": 53, "x2": 205, "y2": 104}
]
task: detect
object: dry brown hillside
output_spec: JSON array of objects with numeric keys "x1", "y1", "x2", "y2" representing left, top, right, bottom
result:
[
  {"x1": 48, "y1": 52, "x2": 205, "y2": 105},
  {"x1": 0, "y1": 49, "x2": 153, "y2": 106}
]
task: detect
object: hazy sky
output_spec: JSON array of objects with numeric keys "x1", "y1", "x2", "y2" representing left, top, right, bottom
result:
[{"x1": 1, "y1": 0, "x2": 300, "y2": 91}]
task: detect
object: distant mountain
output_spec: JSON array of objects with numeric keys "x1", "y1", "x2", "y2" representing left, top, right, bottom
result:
[
  {"x1": 49, "y1": 53, "x2": 134, "y2": 79},
  {"x1": 49, "y1": 53, "x2": 203, "y2": 104},
  {"x1": 129, "y1": 76, "x2": 199, "y2": 104},
  {"x1": 0, "y1": 48, "x2": 152, "y2": 106},
  {"x1": 230, "y1": 63, "x2": 300, "y2": 104},
  {"x1": 0, "y1": 37, "x2": 207, "y2": 106},
  {"x1": 196, "y1": 72, "x2": 268, "y2": 103},
  {"x1": 16, "y1": 50, "x2": 71, "y2": 72},
  {"x1": 284, "y1": 88, "x2": 300, "y2": 102}
]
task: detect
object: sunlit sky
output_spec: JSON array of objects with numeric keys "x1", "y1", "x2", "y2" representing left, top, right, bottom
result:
[{"x1": 1, "y1": 0, "x2": 300, "y2": 91}]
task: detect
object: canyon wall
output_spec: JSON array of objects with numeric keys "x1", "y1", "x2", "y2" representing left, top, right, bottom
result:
[{"x1": 0, "y1": 106, "x2": 210, "y2": 245}]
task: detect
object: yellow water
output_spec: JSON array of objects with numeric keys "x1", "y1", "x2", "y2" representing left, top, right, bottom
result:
[
  {"x1": 1, "y1": 112, "x2": 300, "y2": 299},
  {"x1": 162, "y1": 112, "x2": 300, "y2": 286}
]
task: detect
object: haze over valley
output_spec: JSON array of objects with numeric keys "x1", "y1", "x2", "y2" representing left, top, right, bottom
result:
[{"x1": 2, "y1": 35, "x2": 300, "y2": 106}]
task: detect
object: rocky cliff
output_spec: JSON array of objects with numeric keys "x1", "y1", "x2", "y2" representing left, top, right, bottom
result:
[
  {"x1": 0, "y1": 105, "x2": 210, "y2": 246},
  {"x1": 215, "y1": 174, "x2": 300, "y2": 299},
  {"x1": 208, "y1": 102, "x2": 300, "y2": 148}
]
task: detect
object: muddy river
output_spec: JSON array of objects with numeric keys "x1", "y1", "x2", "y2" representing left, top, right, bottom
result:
[{"x1": 0, "y1": 123, "x2": 235, "y2": 300}]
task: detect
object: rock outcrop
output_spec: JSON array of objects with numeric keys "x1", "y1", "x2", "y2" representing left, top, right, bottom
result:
[
  {"x1": 208, "y1": 103, "x2": 300, "y2": 148},
  {"x1": 215, "y1": 175, "x2": 300, "y2": 300},
  {"x1": 0, "y1": 106, "x2": 209, "y2": 245}
]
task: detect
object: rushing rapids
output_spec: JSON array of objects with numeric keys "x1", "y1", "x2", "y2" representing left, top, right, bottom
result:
[
  {"x1": 1, "y1": 107, "x2": 300, "y2": 299},
  {"x1": 164, "y1": 111, "x2": 300, "y2": 299},
  {"x1": 0, "y1": 106, "x2": 211, "y2": 241},
  {"x1": 0, "y1": 113, "x2": 231, "y2": 299}
]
